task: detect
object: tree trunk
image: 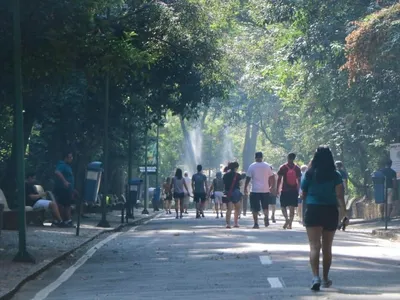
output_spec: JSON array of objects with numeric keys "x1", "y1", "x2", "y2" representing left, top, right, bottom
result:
[
  {"x1": 180, "y1": 117, "x2": 196, "y2": 173},
  {"x1": 357, "y1": 142, "x2": 370, "y2": 199},
  {"x1": 0, "y1": 105, "x2": 36, "y2": 207},
  {"x1": 242, "y1": 100, "x2": 259, "y2": 171},
  {"x1": 200, "y1": 109, "x2": 208, "y2": 131}
]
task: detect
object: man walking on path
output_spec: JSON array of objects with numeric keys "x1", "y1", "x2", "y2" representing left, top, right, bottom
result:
[
  {"x1": 192, "y1": 165, "x2": 208, "y2": 218},
  {"x1": 335, "y1": 161, "x2": 349, "y2": 224},
  {"x1": 54, "y1": 150, "x2": 75, "y2": 227},
  {"x1": 244, "y1": 152, "x2": 275, "y2": 229},
  {"x1": 380, "y1": 159, "x2": 397, "y2": 220},
  {"x1": 183, "y1": 171, "x2": 192, "y2": 214},
  {"x1": 277, "y1": 153, "x2": 301, "y2": 229}
]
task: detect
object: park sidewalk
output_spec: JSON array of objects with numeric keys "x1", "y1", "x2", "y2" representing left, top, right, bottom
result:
[
  {"x1": 0, "y1": 209, "x2": 159, "y2": 300},
  {"x1": 346, "y1": 217, "x2": 400, "y2": 240}
]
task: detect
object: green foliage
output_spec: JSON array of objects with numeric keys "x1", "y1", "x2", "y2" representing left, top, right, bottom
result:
[
  {"x1": 0, "y1": 0, "x2": 231, "y2": 197},
  {"x1": 2, "y1": 0, "x2": 399, "y2": 201},
  {"x1": 230, "y1": 0, "x2": 400, "y2": 196}
]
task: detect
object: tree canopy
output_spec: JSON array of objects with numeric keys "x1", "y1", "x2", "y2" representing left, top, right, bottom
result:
[{"x1": 1, "y1": 0, "x2": 399, "y2": 203}]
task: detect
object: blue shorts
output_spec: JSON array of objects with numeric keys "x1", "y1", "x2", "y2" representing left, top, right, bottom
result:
[{"x1": 223, "y1": 189, "x2": 242, "y2": 204}]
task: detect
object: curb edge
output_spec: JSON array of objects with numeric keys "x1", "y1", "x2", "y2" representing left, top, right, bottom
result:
[
  {"x1": 0, "y1": 213, "x2": 158, "y2": 300},
  {"x1": 371, "y1": 229, "x2": 399, "y2": 240}
]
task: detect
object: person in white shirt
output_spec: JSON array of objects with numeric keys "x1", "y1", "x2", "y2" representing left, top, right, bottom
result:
[
  {"x1": 183, "y1": 171, "x2": 192, "y2": 214},
  {"x1": 244, "y1": 152, "x2": 276, "y2": 229}
]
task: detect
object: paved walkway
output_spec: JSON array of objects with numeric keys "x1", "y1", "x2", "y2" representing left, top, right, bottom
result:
[
  {"x1": 10, "y1": 210, "x2": 400, "y2": 300},
  {"x1": 0, "y1": 209, "x2": 158, "y2": 299}
]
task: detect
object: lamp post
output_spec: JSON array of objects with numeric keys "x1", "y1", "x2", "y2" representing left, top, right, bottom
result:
[
  {"x1": 142, "y1": 124, "x2": 149, "y2": 215},
  {"x1": 155, "y1": 125, "x2": 160, "y2": 189},
  {"x1": 97, "y1": 7, "x2": 111, "y2": 228},
  {"x1": 126, "y1": 124, "x2": 134, "y2": 220},
  {"x1": 97, "y1": 74, "x2": 111, "y2": 228},
  {"x1": 153, "y1": 125, "x2": 160, "y2": 211},
  {"x1": 12, "y1": 0, "x2": 35, "y2": 263}
]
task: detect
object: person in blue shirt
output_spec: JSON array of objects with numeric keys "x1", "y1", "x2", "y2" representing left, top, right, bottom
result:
[
  {"x1": 54, "y1": 150, "x2": 75, "y2": 227},
  {"x1": 301, "y1": 146, "x2": 348, "y2": 291},
  {"x1": 380, "y1": 159, "x2": 397, "y2": 220}
]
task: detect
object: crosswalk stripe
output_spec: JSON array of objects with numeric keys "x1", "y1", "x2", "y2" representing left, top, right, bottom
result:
[
  {"x1": 259, "y1": 255, "x2": 272, "y2": 265},
  {"x1": 268, "y1": 277, "x2": 284, "y2": 288}
]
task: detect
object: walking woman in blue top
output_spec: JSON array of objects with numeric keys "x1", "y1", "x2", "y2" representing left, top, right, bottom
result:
[{"x1": 301, "y1": 146, "x2": 348, "y2": 291}]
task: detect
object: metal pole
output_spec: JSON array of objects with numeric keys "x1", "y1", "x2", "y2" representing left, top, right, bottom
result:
[
  {"x1": 142, "y1": 124, "x2": 149, "y2": 214},
  {"x1": 76, "y1": 195, "x2": 82, "y2": 236},
  {"x1": 154, "y1": 125, "x2": 160, "y2": 211},
  {"x1": 97, "y1": 74, "x2": 110, "y2": 228},
  {"x1": 12, "y1": 0, "x2": 35, "y2": 263},
  {"x1": 126, "y1": 128, "x2": 134, "y2": 220},
  {"x1": 385, "y1": 176, "x2": 388, "y2": 230},
  {"x1": 155, "y1": 126, "x2": 160, "y2": 188}
]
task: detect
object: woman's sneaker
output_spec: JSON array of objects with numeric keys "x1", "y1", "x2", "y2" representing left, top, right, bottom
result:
[
  {"x1": 321, "y1": 279, "x2": 332, "y2": 288},
  {"x1": 311, "y1": 276, "x2": 321, "y2": 291}
]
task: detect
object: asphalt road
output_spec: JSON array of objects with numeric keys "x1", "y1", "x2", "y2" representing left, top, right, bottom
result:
[{"x1": 12, "y1": 210, "x2": 400, "y2": 300}]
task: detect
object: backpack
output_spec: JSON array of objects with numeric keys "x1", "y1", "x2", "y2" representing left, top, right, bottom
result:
[{"x1": 286, "y1": 164, "x2": 298, "y2": 187}]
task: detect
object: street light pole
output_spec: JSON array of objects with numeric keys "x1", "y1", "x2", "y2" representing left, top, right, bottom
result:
[
  {"x1": 97, "y1": 7, "x2": 111, "y2": 228},
  {"x1": 127, "y1": 125, "x2": 134, "y2": 220},
  {"x1": 155, "y1": 125, "x2": 160, "y2": 188},
  {"x1": 12, "y1": 0, "x2": 35, "y2": 263},
  {"x1": 142, "y1": 124, "x2": 149, "y2": 215},
  {"x1": 97, "y1": 74, "x2": 110, "y2": 228},
  {"x1": 153, "y1": 125, "x2": 160, "y2": 212}
]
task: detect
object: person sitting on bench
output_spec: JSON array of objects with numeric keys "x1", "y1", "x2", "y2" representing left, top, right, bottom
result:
[{"x1": 25, "y1": 172, "x2": 64, "y2": 227}]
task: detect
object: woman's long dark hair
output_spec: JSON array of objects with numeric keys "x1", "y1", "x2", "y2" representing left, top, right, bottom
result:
[
  {"x1": 228, "y1": 161, "x2": 239, "y2": 171},
  {"x1": 306, "y1": 146, "x2": 336, "y2": 183},
  {"x1": 175, "y1": 168, "x2": 183, "y2": 180}
]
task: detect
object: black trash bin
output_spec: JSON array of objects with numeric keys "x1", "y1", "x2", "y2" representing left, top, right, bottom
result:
[{"x1": 126, "y1": 179, "x2": 143, "y2": 219}]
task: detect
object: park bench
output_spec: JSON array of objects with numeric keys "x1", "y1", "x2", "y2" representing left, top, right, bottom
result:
[{"x1": 0, "y1": 188, "x2": 46, "y2": 230}]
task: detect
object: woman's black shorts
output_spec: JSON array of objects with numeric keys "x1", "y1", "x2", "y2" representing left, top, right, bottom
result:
[{"x1": 304, "y1": 204, "x2": 339, "y2": 231}]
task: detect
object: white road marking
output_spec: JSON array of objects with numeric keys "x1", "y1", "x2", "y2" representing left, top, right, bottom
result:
[
  {"x1": 268, "y1": 277, "x2": 284, "y2": 288},
  {"x1": 32, "y1": 231, "x2": 122, "y2": 300},
  {"x1": 259, "y1": 255, "x2": 272, "y2": 265},
  {"x1": 32, "y1": 214, "x2": 162, "y2": 300}
]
